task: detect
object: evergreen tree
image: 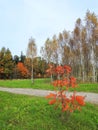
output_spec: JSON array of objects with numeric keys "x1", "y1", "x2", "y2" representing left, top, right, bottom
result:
[{"x1": 0, "y1": 47, "x2": 14, "y2": 79}]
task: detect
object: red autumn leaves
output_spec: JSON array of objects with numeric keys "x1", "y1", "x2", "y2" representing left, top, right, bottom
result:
[
  {"x1": 46, "y1": 64, "x2": 72, "y2": 76},
  {"x1": 46, "y1": 64, "x2": 85, "y2": 113},
  {"x1": 52, "y1": 77, "x2": 76, "y2": 88},
  {"x1": 16, "y1": 62, "x2": 30, "y2": 78}
]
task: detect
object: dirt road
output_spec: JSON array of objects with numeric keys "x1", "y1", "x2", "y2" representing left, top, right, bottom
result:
[{"x1": 0, "y1": 87, "x2": 98, "y2": 104}]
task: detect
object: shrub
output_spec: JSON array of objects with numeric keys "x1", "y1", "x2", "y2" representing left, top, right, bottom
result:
[{"x1": 46, "y1": 65, "x2": 85, "y2": 121}]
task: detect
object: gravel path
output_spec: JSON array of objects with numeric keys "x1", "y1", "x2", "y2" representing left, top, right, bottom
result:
[{"x1": 0, "y1": 87, "x2": 98, "y2": 104}]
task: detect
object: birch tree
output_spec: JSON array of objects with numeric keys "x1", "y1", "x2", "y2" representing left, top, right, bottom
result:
[
  {"x1": 85, "y1": 11, "x2": 98, "y2": 82},
  {"x1": 27, "y1": 37, "x2": 37, "y2": 83}
]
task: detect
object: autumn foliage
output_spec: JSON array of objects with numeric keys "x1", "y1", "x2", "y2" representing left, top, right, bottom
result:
[
  {"x1": 46, "y1": 65, "x2": 85, "y2": 114},
  {"x1": 16, "y1": 62, "x2": 30, "y2": 78}
]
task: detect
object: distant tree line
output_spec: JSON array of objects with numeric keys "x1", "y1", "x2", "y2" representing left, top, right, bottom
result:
[
  {"x1": 0, "y1": 11, "x2": 98, "y2": 82},
  {"x1": 0, "y1": 47, "x2": 48, "y2": 79}
]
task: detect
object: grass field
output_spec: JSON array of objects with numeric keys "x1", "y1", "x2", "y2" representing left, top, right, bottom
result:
[
  {"x1": 0, "y1": 78, "x2": 98, "y2": 93},
  {"x1": 0, "y1": 91, "x2": 98, "y2": 130}
]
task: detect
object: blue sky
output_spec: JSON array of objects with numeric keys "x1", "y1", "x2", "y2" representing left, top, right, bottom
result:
[{"x1": 0, "y1": 0, "x2": 98, "y2": 56}]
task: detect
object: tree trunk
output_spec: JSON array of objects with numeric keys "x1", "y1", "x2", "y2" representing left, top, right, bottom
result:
[
  {"x1": 91, "y1": 42, "x2": 96, "y2": 82},
  {"x1": 31, "y1": 59, "x2": 34, "y2": 84}
]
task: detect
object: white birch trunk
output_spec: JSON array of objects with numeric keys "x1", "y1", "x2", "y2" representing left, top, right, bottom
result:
[
  {"x1": 79, "y1": 41, "x2": 85, "y2": 82},
  {"x1": 90, "y1": 44, "x2": 96, "y2": 82}
]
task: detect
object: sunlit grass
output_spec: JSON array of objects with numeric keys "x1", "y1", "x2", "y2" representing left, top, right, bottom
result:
[
  {"x1": 0, "y1": 78, "x2": 53, "y2": 89},
  {"x1": 0, "y1": 78, "x2": 98, "y2": 93},
  {"x1": 69, "y1": 83, "x2": 98, "y2": 93}
]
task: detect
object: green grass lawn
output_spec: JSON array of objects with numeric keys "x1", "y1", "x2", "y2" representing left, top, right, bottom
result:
[
  {"x1": 69, "y1": 83, "x2": 98, "y2": 93},
  {"x1": 0, "y1": 78, "x2": 98, "y2": 93},
  {"x1": 0, "y1": 78, "x2": 53, "y2": 89},
  {"x1": 0, "y1": 91, "x2": 98, "y2": 130}
]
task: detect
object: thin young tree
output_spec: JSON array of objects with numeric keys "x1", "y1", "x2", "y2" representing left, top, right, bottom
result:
[{"x1": 26, "y1": 37, "x2": 37, "y2": 83}]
